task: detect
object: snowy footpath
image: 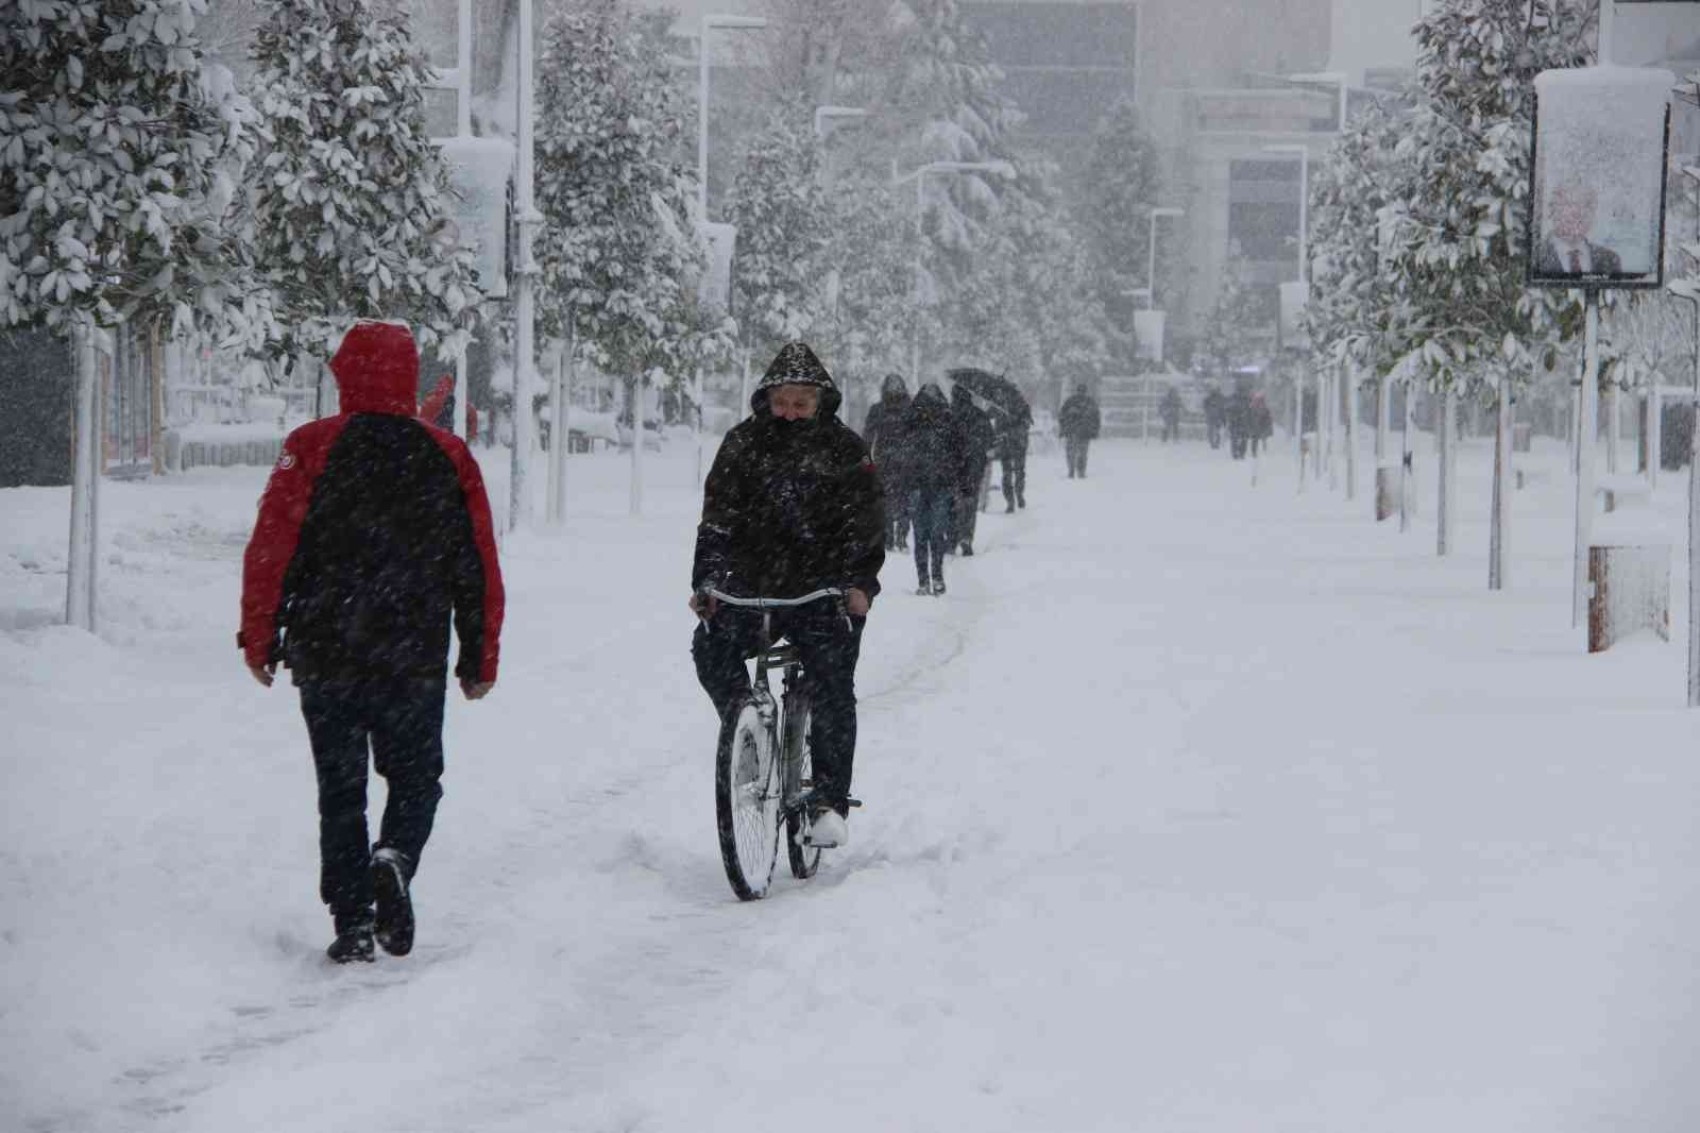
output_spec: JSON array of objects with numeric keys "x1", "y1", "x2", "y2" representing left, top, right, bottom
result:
[{"x1": 5, "y1": 431, "x2": 1700, "y2": 1132}]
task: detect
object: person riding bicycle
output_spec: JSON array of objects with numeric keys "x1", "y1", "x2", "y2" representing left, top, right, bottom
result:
[{"x1": 689, "y1": 342, "x2": 885, "y2": 848}]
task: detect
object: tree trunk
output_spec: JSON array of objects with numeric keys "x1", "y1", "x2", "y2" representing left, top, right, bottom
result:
[
  {"x1": 66, "y1": 315, "x2": 100, "y2": 631},
  {"x1": 1573, "y1": 296, "x2": 1600, "y2": 627},
  {"x1": 1437, "y1": 383, "x2": 1457, "y2": 556},
  {"x1": 629, "y1": 375, "x2": 646, "y2": 517},
  {"x1": 547, "y1": 335, "x2": 567, "y2": 525},
  {"x1": 1399, "y1": 379, "x2": 1415, "y2": 533},
  {"x1": 1490, "y1": 371, "x2": 1513, "y2": 590}
]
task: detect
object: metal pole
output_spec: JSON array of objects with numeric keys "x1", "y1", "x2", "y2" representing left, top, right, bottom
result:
[
  {"x1": 697, "y1": 20, "x2": 710, "y2": 222},
  {"x1": 1438, "y1": 383, "x2": 1456, "y2": 556},
  {"x1": 1147, "y1": 211, "x2": 1158, "y2": 299},
  {"x1": 1345, "y1": 363, "x2": 1358, "y2": 500},
  {"x1": 1294, "y1": 369, "x2": 1303, "y2": 491},
  {"x1": 1491, "y1": 370, "x2": 1513, "y2": 590},
  {"x1": 508, "y1": 0, "x2": 537, "y2": 533},
  {"x1": 1297, "y1": 147, "x2": 1309, "y2": 286},
  {"x1": 547, "y1": 339, "x2": 565, "y2": 523},
  {"x1": 1688, "y1": 292, "x2": 1700, "y2": 704},
  {"x1": 1400, "y1": 378, "x2": 1414, "y2": 533},
  {"x1": 1573, "y1": 292, "x2": 1600, "y2": 627},
  {"x1": 911, "y1": 170, "x2": 925, "y2": 382},
  {"x1": 66, "y1": 315, "x2": 98, "y2": 631}
]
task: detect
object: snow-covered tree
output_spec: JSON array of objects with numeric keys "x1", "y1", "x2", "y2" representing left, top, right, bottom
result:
[
  {"x1": 246, "y1": 0, "x2": 480, "y2": 360},
  {"x1": 1197, "y1": 241, "x2": 1267, "y2": 381},
  {"x1": 0, "y1": 0, "x2": 274, "y2": 344},
  {"x1": 813, "y1": 168, "x2": 918, "y2": 396},
  {"x1": 1076, "y1": 97, "x2": 1163, "y2": 365},
  {"x1": 943, "y1": 156, "x2": 1109, "y2": 400},
  {"x1": 724, "y1": 107, "x2": 829, "y2": 360},
  {"x1": 1307, "y1": 93, "x2": 1411, "y2": 385},
  {"x1": 881, "y1": 0, "x2": 1017, "y2": 288},
  {"x1": 532, "y1": 0, "x2": 724, "y2": 402},
  {"x1": 1377, "y1": 0, "x2": 1593, "y2": 394}
]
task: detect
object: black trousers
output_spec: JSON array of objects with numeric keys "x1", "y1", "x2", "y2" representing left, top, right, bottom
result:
[
  {"x1": 1000, "y1": 448, "x2": 1027, "y2": 508},
  {"x1": 1065, "y1": 437, "x2": 1090, "y2": 477},
  {"x1": 693, "y1": 606, "x2": 864, "y2": 815},
  {"x1": 952, "y1": 480, "x2": 981, "y2": 550},
  {"x1": 911, "y1": 488, "x2": 952, "y2": 586},
  {"x1": 299, "y1": 676, "x2": 446, "y2": 922}
]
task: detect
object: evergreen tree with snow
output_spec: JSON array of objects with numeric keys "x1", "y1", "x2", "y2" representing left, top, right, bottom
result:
[
  {"x1": 814, "y1": 169, "x2": 920, "y2": 392},
  {"x1": 531, "y1": 0, "x2": 720, "y2": 395},
  {"x1": 879, "y1": 0, "x2": 1018, "y2": 294},
  {"x1": 246, "y1": 0, "x2": 480, "y2": 360},
  {"x1": 1307, "y1": 93, "x2": 1412, "y2": 382},
  {"x1": 724, "y1": 107, "x2": 829, "y2": 361},
  {"x1": 1377, "y1": 0, "x2": 1594, "y2": 393},
  {"x1": 0, "y1": 0, "x2": 274, "y2": 345},
  {"x1": 1197, "y1": 241, "x2": 1267, "y2": 382},
  {"x1": 1077, "y1": 98, "x2": 1164, "y2": 366}
]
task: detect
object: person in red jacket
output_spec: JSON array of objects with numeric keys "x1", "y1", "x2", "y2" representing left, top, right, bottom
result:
[{"x1": 239, "y1": 320, "x2": 504, "y2": 965}]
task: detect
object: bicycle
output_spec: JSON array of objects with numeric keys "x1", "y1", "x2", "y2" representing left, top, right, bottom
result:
[{"x1": 702, "y1": 587, "x2": 858, "y2": 901}]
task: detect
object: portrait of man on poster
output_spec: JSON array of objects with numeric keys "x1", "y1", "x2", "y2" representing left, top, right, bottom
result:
[{"x1": 1534, "y1": 181, "x2": 1624, "y2": 279}]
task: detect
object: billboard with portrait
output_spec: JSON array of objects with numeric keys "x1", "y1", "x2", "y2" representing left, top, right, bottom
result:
[{"x1": 1528, "y1": 66, "x2": 1673, "y2": 290}]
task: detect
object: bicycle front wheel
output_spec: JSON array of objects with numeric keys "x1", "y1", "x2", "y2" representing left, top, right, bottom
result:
[
  {"x1": 784, "y1": 694, "x2": 823, "y2": 880},
  {"x1": 716, "y1": 699, "x2": 781, "y2": 900}
]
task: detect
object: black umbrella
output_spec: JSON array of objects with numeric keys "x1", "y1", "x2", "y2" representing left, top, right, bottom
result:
[{"x1": 947, "y1": 367, "x2": 1031, "y2": 427}]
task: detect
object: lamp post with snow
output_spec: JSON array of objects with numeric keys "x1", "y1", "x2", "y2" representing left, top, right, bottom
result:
[
  {"x1": 1145, "y1": 206, "x2": 1185, "y2": 309},
  {"x1": 894, "y1": 160, "x2": 1010, "y2": 382},
  {"x1": 1264, "y1": 143, "x2": 1313, "y2": 486},
  {"x1": 698, "y1": 14, "x2": 768, "y2": 223}
]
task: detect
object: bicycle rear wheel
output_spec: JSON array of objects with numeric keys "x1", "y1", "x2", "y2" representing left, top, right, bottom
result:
[
  {"x1": 716, "y1": 699, "x2": 781, "y2": 900},
  {"x1": 783, "y1": 693, "x2": 823, "y2": 880}
]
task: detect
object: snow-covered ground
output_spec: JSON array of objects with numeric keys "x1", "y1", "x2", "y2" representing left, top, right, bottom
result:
[{"x1": 6, "y1": 428, "x2": 1700, "y2": 1132}]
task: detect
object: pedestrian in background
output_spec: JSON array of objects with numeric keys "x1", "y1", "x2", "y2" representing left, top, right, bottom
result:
[
  {"x1": 861, "y1": 372, "x2": 912, "y2": 551},
  {"x1": 240, "y1": 320, "x2": 504, "y2": 965},
  {"x1": 1058, "y1": 381, "x2": 1101, "y2": 479},
  {"x1": 896, "y1": 382, "x2": 966, "y2": 595},
  {"x1": 1203, "y1": 385, "x2": 1226, "y2": 450},
  {"x1": 1159, "y1": 385, "x2": 1183, "y2": 443},
  {"x1": 994, "y1": 401, "x2": 1030, "y2": 513},
  {"x1": 950, "y1": 384, "x2": 995, "y2": 555}
]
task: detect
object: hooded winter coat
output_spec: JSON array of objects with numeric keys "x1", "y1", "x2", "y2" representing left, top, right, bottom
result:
[
  {"x1": 239, "y1": 321, "x2": 504, "y2": 685},
  {"x1": 951, "y1": 385, "x2": 996, "y2": 491},
  {"x1": 894, "y1": 383, "x2": 968, "y2": 494},
  {"x1": 692, "y1": 343, "x2": 886, "y2": 600},
  {"x1": 1058, "y1": 391, "x2": 1101, "y2": 440}
]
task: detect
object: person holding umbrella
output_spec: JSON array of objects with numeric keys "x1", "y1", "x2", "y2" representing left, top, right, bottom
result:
[{"x1": 949, "y1": 369, "x2": 1031, "y2": 513}]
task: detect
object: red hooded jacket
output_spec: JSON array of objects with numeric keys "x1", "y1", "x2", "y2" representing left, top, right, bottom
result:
[{"x1": 239, "y1": 321, "x2": 504, "y2": 684}]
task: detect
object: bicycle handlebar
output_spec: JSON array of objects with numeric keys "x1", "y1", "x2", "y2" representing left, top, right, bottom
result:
[{"x1": 703, "y1": 587, "x2": 844, "y2": 610}]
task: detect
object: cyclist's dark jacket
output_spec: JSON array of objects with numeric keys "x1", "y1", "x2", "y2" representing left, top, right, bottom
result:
[
  {"x1": 239, "y1": 321, "x2": 504, "y2": 685},
  {"x1": 693, "y1": 349, "x2": 885, "y2": 601}
]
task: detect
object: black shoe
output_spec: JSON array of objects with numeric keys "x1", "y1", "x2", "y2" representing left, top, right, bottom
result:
[
  {"x1": 1018, "y1": 496, "x2": 1026, "y2": 509},
  {"x1": 915, "y1": 582, "x2": 932, "y2": 596},
  {"x1": 932, "y1": 579, "x2": 946, "y2": 596},
  {"x1": 1005, "y1": 503, "x2": 1015, "y2": 514},
  {"x1": 960, "y1": 544, "x2": 974, "y2": 556},
  {"x1": 326, "y1": 921, "x2": 375, "y2": 964},
  {"x1": 372, "y1": 848, "x2": 415, "y2": 957}
]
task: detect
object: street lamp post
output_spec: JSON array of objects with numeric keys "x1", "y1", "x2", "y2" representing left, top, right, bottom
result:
[
  {"x1": 894, "y1": 160, "x2": 1009, "y2": 382},
  {"x1": 698, "y1": 14, "x2": 768, "y2": 224},
  {"x1": 1145, "y1": 206, "x2": 1184, "y2": 308},
  {"x1": 814, "y1": 104, "x2": 869, "y2": 138},
  {"x1": 1265, "y1": 142, "x2": 1312, "y2": 487},
  {"x1": 1286, "y1": 70, "x2": 1350, "y2": 132}
]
